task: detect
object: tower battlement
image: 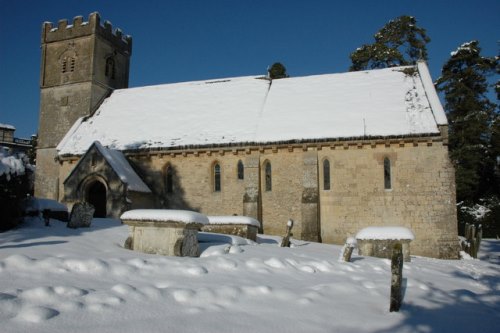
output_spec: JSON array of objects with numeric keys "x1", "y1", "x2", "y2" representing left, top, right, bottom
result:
[{"x1": 42, "y1": 12, "x2": 132, "y2": 54}]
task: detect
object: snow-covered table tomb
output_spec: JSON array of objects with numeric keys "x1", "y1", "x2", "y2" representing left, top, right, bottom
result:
[
  {"x1": 355, "y1": 226, "x2": 415, "y2": 262},
  {"x1": 120, "y1": 209, "x2": 208, "y2": 257},
  {"x1": 203, "y1": 216, "x2": 261, "y2": 241}
]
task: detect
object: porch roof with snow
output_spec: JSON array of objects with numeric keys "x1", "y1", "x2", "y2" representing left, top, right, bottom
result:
[
  {"x1": 57, "y1": 62, "x2": 447, "y2": 156},
  {"x1": 65, "y1": 141, "x2": 151, "y2": 193}
]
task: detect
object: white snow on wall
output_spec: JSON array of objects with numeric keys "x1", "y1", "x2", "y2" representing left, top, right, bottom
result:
[
  {"x1": 356, "y1": 226, "x2": 415, "y2": 240},
  {"x1": 120, "y1": 209, "x2": 209, "y2": 224},
  {"x1": 57, "y1": 66, "x2": 444, "y2": 156},
  {"x1": 24, "y1": 198, "x2": 68, "y2": 213},
  {"x1": 207, "y1": 216, "x2": 261, "y2": 227}
]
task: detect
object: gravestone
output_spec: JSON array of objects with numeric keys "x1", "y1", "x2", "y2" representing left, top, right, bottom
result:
[
  {"x1": 280, "y1": 219, "x2": 294, "y2": 247},
  {"x1": 390, "y1": 243, "x2": 404, "y2": 312},
  {"x1": 67, "y1": 202, "x2": 95, "y2": 228}
]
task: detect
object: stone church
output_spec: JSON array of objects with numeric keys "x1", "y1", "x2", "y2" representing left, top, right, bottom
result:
[{"x1": 35, "y1": 13, "x2": 459, "y2": 258}]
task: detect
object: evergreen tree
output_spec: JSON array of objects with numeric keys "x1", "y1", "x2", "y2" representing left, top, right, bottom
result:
[
  {"x1": 268, "y1": 62, "x2": 288, "y2": 79},
  {"x1": 349, "y1": 16, "x2": 430, "y2": 71},
  {"x1": 435, "y1": 41, "x2": 499, "y2": 204}
]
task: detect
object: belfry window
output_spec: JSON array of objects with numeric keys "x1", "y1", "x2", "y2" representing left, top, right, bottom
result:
[
  {"x1": 265, "y1": 161, "x2": 272, "y2": 191},
  {"x1": 237, "y1": 160, "x2": 244, "y2": 180},
  {"x1": 61, "y1": 57, "x2": 75, "y2": 73},
  {"x1": 323, "y1": 159, "x2": 331, "y2": 190},
  {"x1": 214, "y1": 163, "x2": 221, "y2": 192},
  {"x1": 384, "y1": 157, "x2": 392, "y2": 190}
]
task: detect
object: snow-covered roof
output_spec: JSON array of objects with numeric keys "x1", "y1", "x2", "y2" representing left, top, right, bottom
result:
[
  {"x1": 0, "y1": 123, "x2": 15, "y2": 130},
  {"x1": 93, "y1": 142, "x2": 151, "y2": 193},
  {"x1": 120, "y1": 209, "x2": 209, "y2": 225},
  {"x1": 57, "y1": 64, "x2": 445, "y2": 155}
]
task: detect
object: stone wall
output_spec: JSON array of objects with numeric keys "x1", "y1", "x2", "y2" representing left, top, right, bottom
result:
[
  {"x1": 319, "y1": 140, "x2": 458, "y2": 259},
  {"x1": 58, "y1": 136, "x2": 459, "y2": 258},
  {"x1": 36, "y1": 12, "x2": 131, "y2": 200}
]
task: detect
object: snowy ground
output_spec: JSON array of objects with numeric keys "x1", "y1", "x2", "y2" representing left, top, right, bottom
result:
[{"x1": 0, "y1": 218, "x2": 498, "y2": 333}]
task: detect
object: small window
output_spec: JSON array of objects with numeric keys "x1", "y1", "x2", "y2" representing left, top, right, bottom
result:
[
  {"x1": 265, "y1": 161, "x2": 272, "y2": 191},
  {"x1": 165, "y1": 165, "x2": 173, "y2": 194},
  {"x1": 384, "y1": 157, "x2": 391, "y2": 190},
  {"x1": 214, "y1": 163, "x2": 221, "y2": 192},
  {"x1": 237, "y1": 160, "x2": 244, "y2": 180},
  {"x1": 323, "y1": 159, "x2": 331, "y2": 190},
  {"x1": 70, "y1": 57, "x2": 76, "y2": 72},
  {"x1": 105, "y1": 57, "x2": 115, "y2": 79}
]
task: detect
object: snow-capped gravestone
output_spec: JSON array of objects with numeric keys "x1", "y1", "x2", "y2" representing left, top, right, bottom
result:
[
  {"x1": 356, "y1": 227, "x2": 415, "y2": 262},
  {"x1": 121, "y1": 209, "x2": 208, "y2": 257},
  {"x1": 203, "y1": 216, "x2": 261, "y2": 241},
  {"x1": 67, "y1": 202, "x2": 94, "y2": 228}
]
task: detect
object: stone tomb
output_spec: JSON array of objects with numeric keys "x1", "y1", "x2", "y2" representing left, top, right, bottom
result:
[
  {"x1": 355, "y1": 226, "x2": 415, "y2": 262},
  {"x1": 121, "y1": 209, "x2": 208, "y2": 257},
  {"x1": 203, "y1": 216, "x2": 261, "y2": 241}
]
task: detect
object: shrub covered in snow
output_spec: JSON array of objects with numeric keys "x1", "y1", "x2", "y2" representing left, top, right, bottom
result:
[{"x1": 0, "y1": 147, "x2": 34, "y2": 230}]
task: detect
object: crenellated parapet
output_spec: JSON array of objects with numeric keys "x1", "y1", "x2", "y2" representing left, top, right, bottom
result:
[{"x1": 42, "y1": 12, "x2": 132, "y2": 54}]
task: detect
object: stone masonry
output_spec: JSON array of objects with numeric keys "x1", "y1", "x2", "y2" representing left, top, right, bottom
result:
[
  {"x1": 35, "y1": 13, "x2": 132, "y2": 199},
  {"x1": 58, "y1": 135, "x2": 459, "y2": 258}
]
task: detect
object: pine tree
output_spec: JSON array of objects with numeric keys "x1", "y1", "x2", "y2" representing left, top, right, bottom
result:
[
  {"x1": 349, "y1": 16, "x2": 430, "y2": 71},
  {"x1": 268, "y1": 62, "x2": 288, "y2": 79},
  {"x1": 435, "y1": 41, "x2": 498, "y2": 204}
]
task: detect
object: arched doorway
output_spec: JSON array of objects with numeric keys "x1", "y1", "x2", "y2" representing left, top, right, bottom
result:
[{"x1": 86, "y1": 181, "x2": 107, "y2": 217}]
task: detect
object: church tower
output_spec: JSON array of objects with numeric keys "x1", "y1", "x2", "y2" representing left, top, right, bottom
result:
[{"x1": 35, "y1": 12, "x2": 132, "y2": 199}]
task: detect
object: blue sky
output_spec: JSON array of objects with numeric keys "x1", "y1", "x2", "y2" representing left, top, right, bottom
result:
[{"x1": 0, "y1": 0, "x2": 498, "y2": 138}]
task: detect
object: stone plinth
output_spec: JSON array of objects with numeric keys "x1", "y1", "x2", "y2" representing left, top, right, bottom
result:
[
  {"x1": 121, "y1": 209, "x2": 208, "y2": 257},
  {"x1": 356, "y1": 226, "x2": 414, "y2": 262},
  {"x1": 203, "y1": 216, "x2": 261, "y2": 241}
]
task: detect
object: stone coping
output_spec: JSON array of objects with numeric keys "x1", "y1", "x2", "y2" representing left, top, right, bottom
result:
[
  {"x1": 122, "y1": 219, "x2": 204, "y2": 229},
  {"x1": 120, "y1": 209, "x2": 208, "y2": 225},
  {"x1": 207, "y1": 216, "x2": 261, "y2": 227},
  {"x1": 356, "y1": 226, "x2": 415, "y2": 241}
]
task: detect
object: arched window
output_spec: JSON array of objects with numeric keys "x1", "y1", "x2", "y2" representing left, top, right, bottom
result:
[
  {"x1": 323, "y1": 159, "x2": 331, "y2": 190},
  {"x1": 264, "y1": 161, "x2": 272, "y2": 191},
  {"x1": 384, "y1": 157, "x2": 391, "y2": 190},
  {"x1": 214, "y1": 163, "x2": 221, "y2": 192},
  {"x1": 105, "y1": 57, "x2": 115, "y2": 79},
  {"x1": 165, "y1": 165, "x2": 173, "y2": 194},
  {"x1": 61, "y1": 56, "x2": 76, "y2": 73},
  {"x1": 237, "y1": 160, "x2": 244, "y2": 180}
]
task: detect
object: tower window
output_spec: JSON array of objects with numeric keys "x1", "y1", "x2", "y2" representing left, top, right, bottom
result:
[
  {"x1": 384, "y1": 157, "x2": 392, "y2": 190},
  {"x1": 323, "y1": 159, "x2": 331, "y2": 190},
  {"x1": 61, "y1": 57, "x2": 75, "y2": 73},
  {"x1": 214, "y1": 163, "x2": 221, "y2": 192},
  {"x1": 264, "y1": 161, "x2": 272, "y2": 191},
  {"x1": 105, "y1": 57, "x2": 115, "y2": 79},
  {"x1": 237, "y1": 160, "x2": 244, "y2": 180}
]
